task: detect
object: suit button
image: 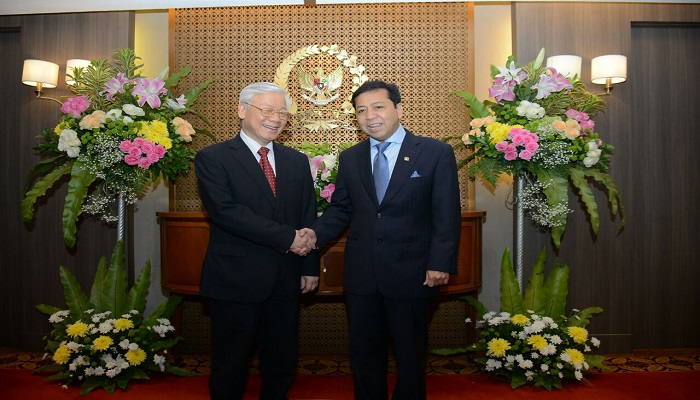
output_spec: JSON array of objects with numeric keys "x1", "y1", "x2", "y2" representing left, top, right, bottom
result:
[
  {"x1": 376, "y1": 239, "x2": 382, "y2": 244},
  {"x1": 377, "y1": 213, "x2": 382, "y2": 218}
]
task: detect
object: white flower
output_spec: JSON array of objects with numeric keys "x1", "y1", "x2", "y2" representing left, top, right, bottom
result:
[
  {"x1": 98, "y1": 321, "x2": 113, "y2": 334},
  {"x1": 525, "y1": 370, "x2": 535, "y2": 381},
  {"x1": 541, "y1": 364, "x2": 549, "y2": 372},
  {"x1": 128, "y1": 343, "x2": 139, "y2": 351},
  {"x1": 105, "y1": 108, "x2": 123, "y2": 121},
  {"x1": 119, "y1": 339, "x2": 130, "y2": 350},
  {"x1": 57, "y1": 129, "x2": 81, "y2": 158},
  {"x1": 591, "y1": 337, "x2": 601, "y2": 347},
  {"x1": 94, "y1": 366, "x2": 105, "y2": 376},
  {"x1": 518, "y1": 359, "x2": 534, "y2": 369},
  {"x1": 485, "y1": 359, "x2": 502, "y2": 371},
  {"x1": 516, "y1": 100, "x2": 545, "y2": 120},
  {"x1": 574, "y1": 370, "x2": 583, "y2": 380},
  {"x1": 122, "y1": 103, "x2": 145, "y2": 116},
  {"x1": 464, "y1": 317, "x2": 472, "y2": 324},
  {"x1": 49, "y1": 310, "x2": 70, "y2": 323}
]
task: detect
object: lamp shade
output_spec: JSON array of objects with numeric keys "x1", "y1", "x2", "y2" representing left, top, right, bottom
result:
[
  {"x1": 546, "y1": 55, "x2": 582, "y2": 78},
  {"x1": 591, "y1": 55, "x2": 627, "y2": 84},
  {"x1": 22, "y1": 59, "x2": 59, "y2": 88},
  {"x1": 65, "y1": 59, "x2": 90, "y2": 85}
]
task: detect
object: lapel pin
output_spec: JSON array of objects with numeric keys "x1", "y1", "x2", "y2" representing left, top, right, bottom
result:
[{"x1": 404, "y1": 156, "x2": 410, "y2": 161}]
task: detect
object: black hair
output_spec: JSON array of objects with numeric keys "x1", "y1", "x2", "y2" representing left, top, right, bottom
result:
[{"x1": 351, "y1": 80, "x2": 402, "y2": 108}]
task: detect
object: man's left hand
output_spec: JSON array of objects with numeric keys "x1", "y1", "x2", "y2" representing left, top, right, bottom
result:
[
  {"x1": 423, "y1": 270, "x2": 449, "y2": 287},
  {"x1": 300, "y1": 276, "x2": 319, "y2": 293}
]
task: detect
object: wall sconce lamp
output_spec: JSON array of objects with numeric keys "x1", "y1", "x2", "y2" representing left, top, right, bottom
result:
[
  {"x1": 21, "y1": 59, "x2": 62, "y2": 105},
  {"x1": 591, "y1": 54, "x2": 627, "y2": 95},
  {"x1": 547, "y1": 53, "x2": 627, "y2": 96},
  {"x1": 65, "y1": 59, "x2": 90, "y2": 85},
  {"x1": 546, "y1": 55, "x2": 582, "y2": 79}
]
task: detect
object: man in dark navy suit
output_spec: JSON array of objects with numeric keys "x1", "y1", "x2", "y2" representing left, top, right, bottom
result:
[
  {"x1": 195, "y1": 82, "x2": 319, "y2": 400},
  {"x1": 305, "y1": 80, "x2": 461, "y2": 399}
]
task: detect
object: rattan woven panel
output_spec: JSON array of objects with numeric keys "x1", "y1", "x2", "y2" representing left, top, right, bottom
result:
[{"x1": 172, "y1": 3, "x2": 473, "y2": 212}]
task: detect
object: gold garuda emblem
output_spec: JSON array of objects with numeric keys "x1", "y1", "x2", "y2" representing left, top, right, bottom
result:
[{"x1": 274, "y1": 44, "x2": 369, "y2": 132}]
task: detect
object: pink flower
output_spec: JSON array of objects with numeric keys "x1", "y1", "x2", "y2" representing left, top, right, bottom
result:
[
  {"x1": 525, "y1": 141, "x2": 539, "y2": 152},
  {"x1": 504, "y1": 151, "x2": 518, "y2": 161},
  {"x1": 133, "y1": 137, "x2": 146, "y2": 147},
  {"x1": 100, "y1": 72, "x2": 129, "y2": 101},
  {"x1": 320, "y1": 183, "x2": 335, "y2": 202},
  {"x1": 128, "y1": 146, "x2": 142, "y2": 157},
  {"x1": 119, "y1": 140, "x2": 134, "y2": 152},
  {"x1": 124, "y1": 154, "x2": 140, "y2": 165},
  {"x1": 132, "y1": 77, "x2": 167, "y2": 109},
  {"x1": 140, "y1": 140, "x2": 155, "y2": 154},
  {"x1": 137, "y1": 158, "x2": 152, "y2": 169},
  {"x1": 309, "y1": 155, "x2": 325, "y2": 181},
  {"x1": 60, "y1": 95, "x2": 90, "y2": 118},
  {"x1": 495, "y1": 141, "x2": 509, "y2": 152},
  {"x1": 147, "y1": 152, "x2": 161, "y2": 163},
  {"x1": 153, "y1": 145, "x2": 166, "y2": 158},
  {"x1": 519, "y1": 149, "x2": 534, "y2": 161},
  {"x1": 489, "y1": 77, "x2": 516, "y2": 103}
]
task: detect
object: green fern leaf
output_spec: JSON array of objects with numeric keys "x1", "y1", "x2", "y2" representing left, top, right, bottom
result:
[
  {"x1": 103, "y1": 241, "x2": 127, "y2": 316},
  {"x1": 523, "y1": 249, "x2": 547, "y2": 314},
  {"x1": 62, "y1": 160, "x2": 97, "y2": 247},
  {"x1": 58, "y1": 266, "x2": 94, "y2": 318},
  {"x1": 566, "y1": 306, "x2": 603, "y2": 328},
  {"x1": 450, "y1": 90, "x2": 491, "y2": 119},
  {"x1": 583, "y1": 168, "x2": 625, "y2": 232},
  {"x1": 89, "y1": 256, "x2": 109, "y2": 312},
  {"x1": 124, "y1": 261, "x2": 151, "y2": 324},
  {"x1": 542, "y1": 264, "x2": 570, "y2": 322},
  {"x1": 499, "y1": 248, "x2": 525, "y2": 315},
  {"x1": 569, "y1": 167, "x2": 600, "y2": 236},
  {"x1": 21, "y1": 161, "x2": 73, "y2": 222}
]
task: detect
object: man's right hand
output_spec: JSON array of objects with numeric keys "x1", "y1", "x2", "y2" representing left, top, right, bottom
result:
[{"x1": 290, "y1": 228, "x2": 317, "y2": 256}]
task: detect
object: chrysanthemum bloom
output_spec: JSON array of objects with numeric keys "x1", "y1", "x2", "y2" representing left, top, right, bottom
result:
[
  {"x1": 66, "y1": 321, "x2": 89, "y2": 338},
  {"x1": 125, "y1": 348, "x2": 147, "y2": 366},
  {"x1": 567, "y1": 326, "x2": 588, "y2": 344},
  {"x1": 53, "y1": 345, "x2": 71, "y2": 364},
  {"x1": 527, "y1": 334, "x2": 549, "y2": 351},
  {"x1": 486, "y1": 338, "x2": 512, "y2": 357},
  {"x1": 511, "y1": 314, "x2": 530, "y2": 326},
  {"x1": 114, "y1": 318, "x2": 135, "y2": 332},
  {"x1": 564, "y1": 348, "x2": 585, "y2": 365},
  {"x1": 92, "y1": 336, "x2": 113, "y2": 351}
]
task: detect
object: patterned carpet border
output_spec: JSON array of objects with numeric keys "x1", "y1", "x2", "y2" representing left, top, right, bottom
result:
[{"x1": 3, "y1": 348, "x2": 700, "y2": 375}]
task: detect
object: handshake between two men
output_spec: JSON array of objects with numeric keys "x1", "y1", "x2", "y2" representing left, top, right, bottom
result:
[{"x1": 290, "y1": 228, "x2": 317, "y2": 256}]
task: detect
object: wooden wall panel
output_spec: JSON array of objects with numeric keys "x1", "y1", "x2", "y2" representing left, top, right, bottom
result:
[
  {"x1": 0, "y1": 12, "x2": 134, "y2": 351},
  {"x1": 512, "y1": 2, "x2": 700, "y2": 352}
]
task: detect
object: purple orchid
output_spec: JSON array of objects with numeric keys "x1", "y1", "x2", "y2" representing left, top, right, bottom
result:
[
  {"x1": 132, "y1": 77, "x2": 167, "y2": 109},
  {"x1": 100, "y1": 72, "x2": 129, "y2": 101}
]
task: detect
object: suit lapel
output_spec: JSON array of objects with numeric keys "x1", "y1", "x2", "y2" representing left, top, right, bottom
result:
[
  {"x1": 228, "y1": 135, "x2": 276, "y2": 208},
  {"x1": 355, "y1": 140, "x2": 377, "y2": 205},
  {"x1": 382, "y1": 131, "x2": 422, "y2": 205}
]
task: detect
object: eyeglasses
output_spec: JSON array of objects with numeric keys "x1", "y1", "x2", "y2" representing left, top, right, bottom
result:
[{"x1": 243, "y1": 102, "x2": 290, "y2": 121}]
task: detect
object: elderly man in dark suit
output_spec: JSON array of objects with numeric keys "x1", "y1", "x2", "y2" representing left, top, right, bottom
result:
[
  {"x1": 305, "y1": 80, "x2": 461, "y2": 399},
  {"x1": 195, "y1": 82, "x2": 319, "y2": 400}
]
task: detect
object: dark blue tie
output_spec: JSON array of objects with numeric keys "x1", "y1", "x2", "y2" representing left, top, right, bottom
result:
[{"x1": 373, "y1": 142, "x2": 391, "y2": 203}]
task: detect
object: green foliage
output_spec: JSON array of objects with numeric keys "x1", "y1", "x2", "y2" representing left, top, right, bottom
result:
[
  {"x1": 35, "y1": 241, "x2": 194, "y2": 395},
  {"x1": 432, "y1": 248, "x2": 606, "y2": 390}
]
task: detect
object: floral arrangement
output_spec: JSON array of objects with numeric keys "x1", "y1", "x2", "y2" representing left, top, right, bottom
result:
[
  {"x1": 21, "y1": 48, "x2": 214, "y2": 247},
  {"x1": 36, "y1": 241, "x2": 194, "y2": 395},
  {"x1": 293, "y1": 142, "x2": 354, "y2": 213},
  {"x1": 434, "y1": 248, "x2": 607, "y2": 390},
  {"x1": 446, "y1": 49, "x2": 623, "y2": 248}
]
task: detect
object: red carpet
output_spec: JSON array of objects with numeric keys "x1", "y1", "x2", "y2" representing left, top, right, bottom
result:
[{"x1": 1, "y1": 369, "x2": 699, "y2": 399}]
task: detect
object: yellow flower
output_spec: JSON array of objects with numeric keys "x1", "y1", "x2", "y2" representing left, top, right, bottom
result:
[
  {"x1": 486, "y1": 122, "x2": 522, "y2": 144},
  {"x1": 114, "y1": 318, "x2": 134, "y2": 331},
  {"x1": 567, "y1": 326, "x2": 588, "y2": 344},
  {"x1": 125, "y1": 348, "x2": 147, "y2": 366},
  {"x1": 511, "y1": 314, "x2": 530, "y2": 326},
  {"x1": 486, "y1": 338, "x2": 511, "y2": 358},
  {"x1": 52, "y1": 345, "x2": 71, "y2": 364},
  {"x1": 92, "y1": 336, "x2": 113, "y2": 351},
  {"x1": 66, "y1": 321, "x2": 89, "y2": 338},
  {"x1": 54, "y1": 121, "x2": 70, "y2": 134},
  {"x1": 565, "y1": 348, "x2": 585, "y2": 365},
  {"x1": 527, "y1": 334, "x2": 548, "y2": 351},
  {"x1": 139, "y1": 120, "x2": 172, "y2": 149}
]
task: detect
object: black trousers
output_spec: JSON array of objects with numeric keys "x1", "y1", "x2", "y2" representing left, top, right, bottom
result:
[
  {"x1": 208, "y1": 279, "x2": 299, "y2": 400},
  {"x1": 346, "y1": 291, "x2": 431, "y2": 400}
]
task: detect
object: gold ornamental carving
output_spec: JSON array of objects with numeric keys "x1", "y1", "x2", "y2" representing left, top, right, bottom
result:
[{"x1": 274, "y1": 44, "x2": 369, "y2": 133}]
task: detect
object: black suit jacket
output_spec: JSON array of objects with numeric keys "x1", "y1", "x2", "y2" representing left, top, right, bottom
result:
[
  {"x1": 312, "y1": 130, "x2": 461, "y2": 299},
  {"x1": 195, "y1": 134, "x2": 318, "y2": 303}
]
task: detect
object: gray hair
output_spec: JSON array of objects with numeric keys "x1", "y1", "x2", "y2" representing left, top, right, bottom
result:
[{"x1": 239, "y1": 82, "x2": 292, "y2": 109}]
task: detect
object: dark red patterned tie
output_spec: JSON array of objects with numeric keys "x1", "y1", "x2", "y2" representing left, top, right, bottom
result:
[{"x1": 258, "y1": 147, "x2": 276, "y2": 196}]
